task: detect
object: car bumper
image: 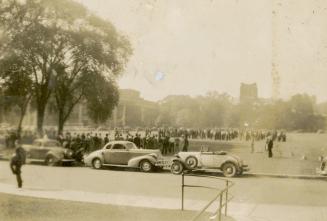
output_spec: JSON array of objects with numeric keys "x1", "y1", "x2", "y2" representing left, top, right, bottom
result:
[
  {"x1": 316, "y1": 168, "x2": 327, "y2": 175},
  {"x1": 241, "y1": 165, "x2": 250, "y2": 172},
  {"x1": 155, "y1": 159, "x2": 171, "y2": 167},
  {"x1": 61, "y1": 159, "x2": 75, "y2": 163}
]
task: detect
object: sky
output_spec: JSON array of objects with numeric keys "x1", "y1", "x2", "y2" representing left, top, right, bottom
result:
[{"x1": 77, "y1": 0, "x2": 327, "y2": 102}]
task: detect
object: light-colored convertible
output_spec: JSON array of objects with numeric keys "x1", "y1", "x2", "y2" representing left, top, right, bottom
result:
[
  {"x1": 170, "y1": 151, "x2": 249, "y2": 177},
  {"x1": 84, "y1": 141, "x2": 166, "y2": 172}
]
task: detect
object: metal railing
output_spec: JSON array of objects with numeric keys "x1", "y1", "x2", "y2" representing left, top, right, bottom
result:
[{"x1": 181, "y1": 173, "x2": 234, "y2": 221}]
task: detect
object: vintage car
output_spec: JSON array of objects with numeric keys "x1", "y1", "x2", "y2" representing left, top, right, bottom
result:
[
  {"x1": 22, "y1": 139, "x2": 75, "y2": 166},
  {"x1": 170, "y1": 150, "x2": 249, "y2": 177},
  {"x1": 84, "y1": 141, "x2": 166, "y2": 172}
]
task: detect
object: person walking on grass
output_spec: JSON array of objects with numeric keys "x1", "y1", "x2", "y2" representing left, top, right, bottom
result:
[
  {"x1": 10, "y1": 139, "x2": 26, "y2": 188},
  {"x1": 267, "y1": 137, "x2": 274, "y2": 158},
  {"x1": 251, "y1": 136, "x2": 255, "y2": 153}
]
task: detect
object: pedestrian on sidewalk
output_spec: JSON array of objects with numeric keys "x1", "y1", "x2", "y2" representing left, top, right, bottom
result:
[
  {"x1": 267, "y1": 137, "x2": 274, "y2": 158},
  {"x1": 10, "y1": 140, "x2": 26, "y2": 188}
]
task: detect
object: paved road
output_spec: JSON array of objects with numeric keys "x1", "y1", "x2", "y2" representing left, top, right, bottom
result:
[
  {"x1": 0, "y1": 161, "x2": 326, "y2": 220},
  {"x1": 1, "y1": 161, "x2": 326, "y2": 205}
]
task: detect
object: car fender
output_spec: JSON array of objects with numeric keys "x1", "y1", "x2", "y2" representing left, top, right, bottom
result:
[
  {"x1": 171, "y1": 157, "x2": 187, "y2": 168},
  {"x1": 220, "y1": 160, "x2": 240, "y2": 170},
  {"x1": 128, "y1": 155, "x2": 156, "y2": 168},
  {"x1": 83, "y1": 150, "x2": 105, "y2": 166},
  {"x1": 45, "y1": 151, "x2": 62, "y2": 162}
]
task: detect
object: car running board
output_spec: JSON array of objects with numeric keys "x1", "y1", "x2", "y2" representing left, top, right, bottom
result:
[{"x1": 102, "y1": 164, "x2": 129, "y2": 167}]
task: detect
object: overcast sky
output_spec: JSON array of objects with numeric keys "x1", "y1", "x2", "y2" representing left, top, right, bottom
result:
[{"x1": 77, "y1": 0, "x2": 327, "y2": 102}]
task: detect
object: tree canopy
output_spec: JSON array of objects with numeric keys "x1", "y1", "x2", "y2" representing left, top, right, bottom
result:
[{"x1": 0, "y1": 0, "x2": 132, "y2": 134}]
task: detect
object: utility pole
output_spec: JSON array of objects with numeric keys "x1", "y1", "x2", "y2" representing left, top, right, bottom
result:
[{"x1": 272, "y1": 0, "x2": 281, "y2": 100}]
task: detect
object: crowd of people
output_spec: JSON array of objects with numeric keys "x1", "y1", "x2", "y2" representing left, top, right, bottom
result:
[{"x1": 1, "y1": 127, "x2": 287, "y2": 159}]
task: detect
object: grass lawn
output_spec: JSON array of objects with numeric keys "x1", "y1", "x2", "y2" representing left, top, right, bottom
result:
[{"x1": 0, "y1": 193, "x2": 235, "y2": 221}]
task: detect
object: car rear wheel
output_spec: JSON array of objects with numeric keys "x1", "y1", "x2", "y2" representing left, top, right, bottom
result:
[
  {"x1": 171, "y1": 161, "x2": 184, "y2": 175},
  {"x1": 140, "y1": 160, "x2": 153, "y2": 172},
  {"x1": 222, "y1": 162, "x2": 237, "y2": 177},
  {"x1": 45, "y1": 155, "x2": 56, "y2": 166},
  {"x1": 92, "y1": 158, "x2": 102, "y2": 169},
  {"x1": 185, "y1": 156, "x2": 198, "y2": 169}
]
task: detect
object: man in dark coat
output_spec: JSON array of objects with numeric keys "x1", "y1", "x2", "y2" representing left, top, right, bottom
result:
[
  {"x1": 104, "y1": 134, "x2": 110, "y2": 145},
  {"x1": 267, "y1": 138, "x2": 274, "y2": 158},
  {"x1": 182, "y1": 135, "x2": 189, "y2": 152},
  {"x1": 10, "y1": 140, "x2": 26, "y2": 188},
  {"x1": 133, "y1": 134, "x2": 141, "y2": 148}
]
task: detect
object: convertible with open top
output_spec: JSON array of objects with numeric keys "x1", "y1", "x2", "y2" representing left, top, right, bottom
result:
[{"x1": 170, "y1": 150, "x2": 249, "y2": 177}]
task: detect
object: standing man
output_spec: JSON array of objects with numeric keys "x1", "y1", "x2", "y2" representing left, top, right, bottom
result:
[
  {"x1": 251, "y1": 135, "x2": 255, "y2": 153},
  {"x1": 10, "y1": 140, "x2": 26, "y2": 188},
  {"x1": 104, "y1": 133, "x2": 110, "y2": 145},
  {"x1": 267, "y1": 137, "x2": 274, "y2": 158},
  {"x1": 182, "y1": 134, "x2": 189, "y2": 152}
]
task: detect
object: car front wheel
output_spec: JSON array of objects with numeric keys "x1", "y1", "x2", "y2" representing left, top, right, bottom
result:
[
  {"x1": 140, "y1": 160, "x2": 153, "y2": 172},
  {"x1": 45, "y1": 155, "x2": 57, "y2": 166},
  {"x1": 92, "y1": 158, "x2": 102, "y2": 169},
  {"x1": 222, "y1": 162, "x2": 237, "y2": 177},
  {"x1": 171, "y1": 161, "x2": 184, "y2": 175}
]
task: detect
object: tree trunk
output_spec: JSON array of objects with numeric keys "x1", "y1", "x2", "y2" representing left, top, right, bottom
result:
[
  {"x1": 37, "y1": 104, "x2": 46, "y2": 137},
  {"x1": 17, "y1": 96, "x2": 32, "y2": 138},
  {"x1": 17, "y1": 108, "x2": 25, "y2": 138},
  {"x1": 58, "y1": 108, "x2": 65, "y2": 135}
]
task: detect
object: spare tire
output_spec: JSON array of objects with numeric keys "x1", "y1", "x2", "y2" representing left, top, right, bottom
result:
[{"x1": 185, "y1": 156, "x2": 198, "y2": 169}]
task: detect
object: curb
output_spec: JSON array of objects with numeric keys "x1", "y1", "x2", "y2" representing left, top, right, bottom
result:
[{"x1": 245, "y1": 172, "x2": 327, "y2": 180}]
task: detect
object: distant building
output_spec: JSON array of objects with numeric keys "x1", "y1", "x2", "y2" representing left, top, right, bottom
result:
[
  {"x1": 111, "y1": 89, "x2": 159, "y2": 128},
  {"x1": 240, "y1": 83, "x2": 258, "y2": 103},
  {"x1": 59, "y1": 89, "x2": 159, "y2": 128}
]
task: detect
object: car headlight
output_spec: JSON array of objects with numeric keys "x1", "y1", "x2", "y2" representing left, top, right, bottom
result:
[{"x1": 64, "y1": 149, "x2": 73, "y2": 157}]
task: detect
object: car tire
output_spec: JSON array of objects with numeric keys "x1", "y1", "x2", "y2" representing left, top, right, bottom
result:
[
  {"x1": 45, "y1": 155, "x2": 57, "y2": 166},
  {"x1": 139, "y1": 160, "x2": 153, "y2": 172},
  {"x1": 92, "y1": 158, "x2": 102, "y2": 169},
  {"x1": 222, "y1": 162, "x2": 237, "y2": 177},
  {"x1": 185, "y1": 156, "x2": 198, "y2": 169},
  {"x1": 171, "y1": 161, "x2": 184, "y2": 175}
]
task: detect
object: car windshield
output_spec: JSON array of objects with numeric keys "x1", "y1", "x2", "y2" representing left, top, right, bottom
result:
[{"x1": 126, "y1": 142, "x2": 137, "y2": 149}]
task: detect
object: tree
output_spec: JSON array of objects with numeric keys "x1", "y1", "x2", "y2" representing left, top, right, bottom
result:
[
  {"x1": 83, "y1": 73, "x2": 119, "y2": 125},
  {"x1": 0, "y1": 54, "x2": 33, "y2": 135},
  {"x1": 0, "y1": 0, "x2": 132, "y2": 135}
]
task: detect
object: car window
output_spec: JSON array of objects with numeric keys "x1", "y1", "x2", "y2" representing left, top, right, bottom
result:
[
  {"x1": 105, "y1": 144, "x2": 112, "y2": 149},
  {"x1": 112, "y1": 144, "x2": 126, "y2": 150},
  {"x1": 125, "y1": 142, "x2": 137, "y2": 149}
]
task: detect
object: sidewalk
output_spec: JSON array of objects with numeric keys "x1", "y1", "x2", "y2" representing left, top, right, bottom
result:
[{"x1": 0, "y1": 182, "x2": 326, "y2": 221}]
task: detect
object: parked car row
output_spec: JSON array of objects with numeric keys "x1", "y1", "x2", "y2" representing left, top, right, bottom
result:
[{"x1": 21, "y1": 139, "x2": 249, "y2": 177}]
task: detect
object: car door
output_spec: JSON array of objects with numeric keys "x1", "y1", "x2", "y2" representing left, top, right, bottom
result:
[
  {"x1": 212, "y1": 153, "x2": 226, "y2": 168},
  {"x1": 40, "y1": 141, "x2": 55, "y2": 159},
  {"x1": 104, "y1": 143, "x2": 130, "y2": 165},
  {"x1": 199, "y1": 152, "x2": 215, "y2": 168},
  {"x1": 29, "y1": 141, "x2": 43, "y2": 159}
]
